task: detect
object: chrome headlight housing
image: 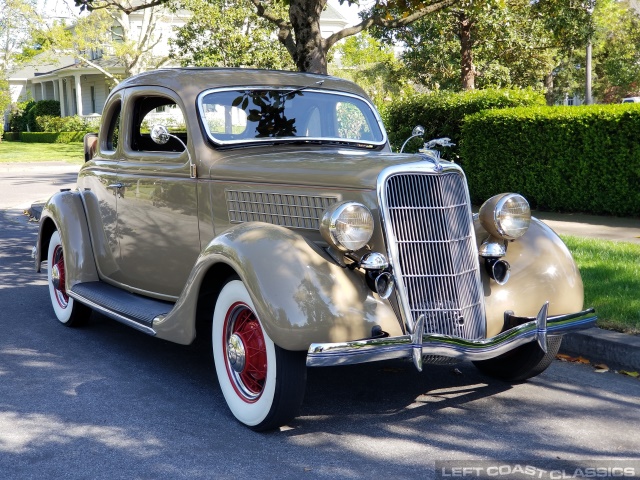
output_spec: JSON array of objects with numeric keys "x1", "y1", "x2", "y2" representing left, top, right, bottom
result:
[
  {"x1": 320, "y1": 202, "x2": 374, "y2": 252},
  {"x1": 479, "y1": 193, "x2": 531, "y2": 240}
]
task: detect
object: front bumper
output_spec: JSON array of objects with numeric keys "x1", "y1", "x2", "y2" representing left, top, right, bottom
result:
[{"x1": 306, "y1": 303, "x2": 596, "y2": 371}]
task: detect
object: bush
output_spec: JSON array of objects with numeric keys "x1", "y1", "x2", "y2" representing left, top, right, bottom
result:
[
  {"x1": 382, "y1": 88, "x2": 546, "y2": 163},
  {"x1": 26, "y1": 100, "x2": 61, "y2": 132},
  {"x1": 20, "y1": 132, "x2": 88, "y2": 143},
  {"x1": 461, "y1": 104, "x2": 640, "y2": 216},
  {"x1": 35, "y1": 115, "x2": 90, "y2": 133},
  {"x1": 9, "y1": 100, "x2": 35, "y2": 133},
  {"x1": 2, "y1": 132, "x2": 19, "y2": 141}
]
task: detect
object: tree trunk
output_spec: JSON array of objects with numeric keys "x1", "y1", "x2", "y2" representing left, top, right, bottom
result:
[
  {"x1": 544, "y1": 72, "x2": 554, "y2": 106},
  {"x1": 289, "y1": 0, "x2": 327, "y2": 74},
  {"x1": 459, "y1": 13, "x2": 474, "y2": 90}
]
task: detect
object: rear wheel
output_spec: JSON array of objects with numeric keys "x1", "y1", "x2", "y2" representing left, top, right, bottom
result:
[
  {"x1": 472, "y1": 336, "x2": 562, "y2": 383},
  {"x1": 47, "y1": 230, "x2": 91, "y2": 326},
  {"x1": 212, "y1": 279, "x2": 306, "y2": 431}
]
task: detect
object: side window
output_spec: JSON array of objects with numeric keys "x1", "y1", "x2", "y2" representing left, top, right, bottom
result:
[
  {"x1": 103, "y1": 102, "x2": 122, "y2": 152},
  {"x1": 336, "y1": 102, "x2": 373, "y2": 141},
  {"x1": 202, "y1": 103, "x2": 247, "y2": 136},
  {"x1": 131, "y1": 96, "x2": 187, "y2": 153}
]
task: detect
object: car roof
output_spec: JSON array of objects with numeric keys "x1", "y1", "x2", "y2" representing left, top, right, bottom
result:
[{"x1": 114, "y1": 68, "x2": 369, "y2": 100}]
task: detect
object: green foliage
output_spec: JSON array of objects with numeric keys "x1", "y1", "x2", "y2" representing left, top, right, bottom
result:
[
  {"x1": 35, "y1": 115, "x2": 90, "y2": 133},
  {"x1": 26, "y1": 100, "x2": 61, "y2": 132},
  {"x1": 9, "y1": 100, "x2": 35, "y2": 132},
  {"x1": 330, "y1": 32, "x2": 411, "y2": 103},
  {"x1": 461, "y1": 104, "x2": 640, "y2": 216},
  {"x1": 2, "y1": 132, "x2": 19, "y2": 141},
  {"x1": 170, "y1": 0, "x2": 294, "y2": 70},
  {"x1": 382, "y1": 88, "x2": 546, "y2": 160},
  {"x1": 20, "y1": 131, "x2": 88, "y2": 143}
]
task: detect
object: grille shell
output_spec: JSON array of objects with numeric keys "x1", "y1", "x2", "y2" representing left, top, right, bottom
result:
[{"x1": 379, "y1": 167, "x2": 485, "y2": 340}]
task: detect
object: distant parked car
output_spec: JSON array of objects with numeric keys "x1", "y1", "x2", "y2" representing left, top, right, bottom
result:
[
  {"x1": 621, "y1": 97, "x2": 640, "y2": 103},
  {"x1": 34, "y1": 68, "x2": 597, "y2": 431}
]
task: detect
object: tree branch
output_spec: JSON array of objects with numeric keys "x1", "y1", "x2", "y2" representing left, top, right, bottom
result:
[{"x1": 324, "y1": 0, "x2": 460, "y2": 51}]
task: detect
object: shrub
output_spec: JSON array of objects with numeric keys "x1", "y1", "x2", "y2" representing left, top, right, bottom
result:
[
  {"x1": 9, "y1": 100, "x2": 35, "y2": 132},
  {"x1": 20, "y1": 132, "x2": 88, "y2": 143},
  {"x1": 461, "y1": 104, "x2": 640, "y2": 216},
  {"x1": 26, "y1": 100, "x2": 61, "y2": 132},
  {"x1": 382, "y1": 88, "x2": 546, "y2": 163},
  {"x1": 2, "y1": 132, "x2": 19, "y2": 141},
  {"x1": 35, "y1": 115, "x2": 89, "y2": 133}
]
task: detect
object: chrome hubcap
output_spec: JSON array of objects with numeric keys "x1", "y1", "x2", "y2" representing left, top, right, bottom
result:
[
  {"x1": 227, "y1": 333, "x2": 246, "y2": 373},
  {"x1": 51, "y1": 264, "x2": 61, "y2": 290}
]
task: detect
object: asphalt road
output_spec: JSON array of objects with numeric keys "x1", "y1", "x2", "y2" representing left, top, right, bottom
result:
[{"x1": 0, "y1": 166, "x2": 639, "y2": 479}]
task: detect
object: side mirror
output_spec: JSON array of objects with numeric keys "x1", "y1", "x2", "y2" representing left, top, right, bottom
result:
[
  {"x1": 150, "y1": 124, "x2": 171, "y2": 145},
  {"x1": 400, "y1": 125, "x2": 425, "y2": 153},
  {"x1": 150, "y1": 124, "x2": 196, "y2": 179}
]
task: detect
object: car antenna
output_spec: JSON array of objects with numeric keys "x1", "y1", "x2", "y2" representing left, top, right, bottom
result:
[{"x1": 282, "y1": 80, "x2": 324, "y2": 98}]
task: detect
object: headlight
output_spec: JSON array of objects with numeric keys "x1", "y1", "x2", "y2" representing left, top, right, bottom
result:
[
  {"x1": 320, "y1": 202, "x2": 374, "y2": 252},
  {"x1": 479, "y1": 193, "x2": 531, "y2": 240}
]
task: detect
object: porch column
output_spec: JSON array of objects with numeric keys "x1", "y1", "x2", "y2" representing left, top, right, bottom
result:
[
  {"x1": 74, "y1": 74, "x2": 83, "y2": 117},
  {"x1": 58, "y1": 79, "x2": 66, "y2": 116},
  {"x1": 65, "y1": 77, "x2": 74, "y2": 115},
  {"x1": 40, "y1": 82, "x2": 45, "y2": 100}
]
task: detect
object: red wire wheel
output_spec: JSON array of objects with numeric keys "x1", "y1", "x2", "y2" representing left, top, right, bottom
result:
[
  {"x1": 50, "y1": 244, "x2": 69, "y2": 308},
  {"x1": 223, "y1": 302, "x2": 268, "y2": 402}
]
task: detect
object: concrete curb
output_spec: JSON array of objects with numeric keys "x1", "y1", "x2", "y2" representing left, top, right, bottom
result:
[
  {"x1": 561, "y1": 328, "x2": 640, "y2": 371},
  {"x1": 29, "y1": 202, "x2": 44, "y2": 221}
]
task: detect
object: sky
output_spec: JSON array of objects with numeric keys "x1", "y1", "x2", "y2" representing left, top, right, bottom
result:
[{"x1": 39, "y1": 0, "x2": 367, "y2": 25}]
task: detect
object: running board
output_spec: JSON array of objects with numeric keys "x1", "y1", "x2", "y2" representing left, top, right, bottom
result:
[{"x1": 69, "y1": 282, "x2": 174, "y2": 336}]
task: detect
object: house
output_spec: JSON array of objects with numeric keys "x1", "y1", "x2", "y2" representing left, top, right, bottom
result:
[{"x1": 4, "y1": 4, "x2": 349, "y2": 131}]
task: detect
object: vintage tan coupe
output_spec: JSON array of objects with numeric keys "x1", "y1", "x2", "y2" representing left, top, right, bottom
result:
[{"x1": 34, "y1": 68, "x2": 596, "y2": 430}]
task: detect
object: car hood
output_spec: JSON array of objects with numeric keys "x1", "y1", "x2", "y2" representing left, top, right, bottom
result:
[{"x1": 206, "y1": 148, "x2": 436, "y2": 190}]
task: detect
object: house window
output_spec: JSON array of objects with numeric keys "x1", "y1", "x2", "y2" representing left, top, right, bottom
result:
[{"x1": 91, "y1": 86, "x2": 96, "y2": 113}]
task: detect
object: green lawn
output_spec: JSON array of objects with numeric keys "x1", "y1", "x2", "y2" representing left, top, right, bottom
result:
[
  {"x1": 562, "y1": 236, "x2": 640, "y2": 335},
  {"x1": 0, "y1": 141, "x2": 84, "y2": 163}
]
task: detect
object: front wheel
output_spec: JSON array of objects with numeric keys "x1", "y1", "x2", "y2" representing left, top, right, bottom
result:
[
  {"x1": 472, "y1": 336, "x2": 562, "y2": 383},
  {"x1": 212, "y1": 279, "x2": 306, "y2": 431},
  {"x1": 47, "y1": 230, "x2": 91, "y2": 327}
]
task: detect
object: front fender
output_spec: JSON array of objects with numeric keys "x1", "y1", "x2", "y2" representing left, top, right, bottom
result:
[
  {"x1": 155, "y1": 222, "x2": 401, "y2": 350},
  {"x1": 36, "y1": 191, "x2": 99, "y2": 288},
  {"x1": 477, "y1": 217, "x2": 584, "y2": 337}
]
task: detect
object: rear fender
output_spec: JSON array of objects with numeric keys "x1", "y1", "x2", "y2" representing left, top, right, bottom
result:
[{"x1": 36, "y1": 191, "x2": 99, "y2": 289}]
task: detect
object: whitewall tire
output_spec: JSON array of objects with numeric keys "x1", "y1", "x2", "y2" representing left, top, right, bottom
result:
[
  {"x1": 212, "y1": 279, "x2": 306, "y2": 431},
  {"x1": 47, "y1": 230, "x2": 90, "y2": 326}
]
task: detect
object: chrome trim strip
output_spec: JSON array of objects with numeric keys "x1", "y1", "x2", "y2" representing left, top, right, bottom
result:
[
  {"x1": 68, "y1": 290, "x2": 157, "y2": 336},
  {"x1": 376, "y1": 163, "x2": 486, "y2": 336},
  {"x1": 196, "y1": 86, "x2": 388, "y2": 147},
  {"x1": 306, "y1": 308, "x2": 597, "y2": 368}
]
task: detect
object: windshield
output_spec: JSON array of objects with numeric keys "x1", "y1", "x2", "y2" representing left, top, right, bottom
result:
[{"x1": 198, "y1": 88, "x2": 386, "y2": 147}]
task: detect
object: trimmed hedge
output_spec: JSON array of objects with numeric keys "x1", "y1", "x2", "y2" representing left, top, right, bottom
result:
[
  {"x1": 382, "y1": 88, "x2": 546, "y2": 162},
  {"x1": 20, "y1": 132, "x2": 89, "y2": 143},
  {"x1": 461, "y1": 104, "x2": 640, "y2": 216},
  {"x1": 2, "y1": 132, "x2": 20, "y2": 141}
]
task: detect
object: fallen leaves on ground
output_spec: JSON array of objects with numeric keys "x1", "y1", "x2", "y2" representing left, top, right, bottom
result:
[
  {"x1": 556, "y1": 354, "x2": 590, "y2": 364},
  {"x1": 557, "y1": 354, "x2": 639, "y2": 379}
]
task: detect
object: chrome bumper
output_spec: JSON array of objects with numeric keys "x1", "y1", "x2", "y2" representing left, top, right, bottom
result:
[{"x1": 306, "y1": 303, "x2": 596, "y2": 371}]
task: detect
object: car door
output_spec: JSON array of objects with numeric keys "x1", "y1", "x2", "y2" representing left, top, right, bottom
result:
[
  {"x1": 114, "y1": 87, "x2": 200, "y2": 299},
  {"x1": 78, "y1": 92, "x2": 123, "y2": 283}
]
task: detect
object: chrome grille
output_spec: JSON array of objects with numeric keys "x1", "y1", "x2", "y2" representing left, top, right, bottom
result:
[{"x1": 383, "y1": 172, "x2": 485, "y2": 340}]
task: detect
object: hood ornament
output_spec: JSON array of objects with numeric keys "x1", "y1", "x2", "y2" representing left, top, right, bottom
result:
[{"x1": 419, "y1": 137, "x2": 455, "y2": 172}]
